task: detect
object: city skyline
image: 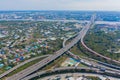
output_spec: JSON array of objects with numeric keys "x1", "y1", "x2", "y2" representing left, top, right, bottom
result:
[{"x1": 0, "y1": 0, "x2": 120, "y2": 11}]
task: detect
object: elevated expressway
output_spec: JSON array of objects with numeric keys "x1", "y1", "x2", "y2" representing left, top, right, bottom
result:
[
  {"x1": 63, "y1": 30, "x2": 120, "y2": 72},
  {"x1": 80, "y1": 23, "x2": 120, "y2": 65},
  {"x1": 20, "y1": 30, "x2": 120, "y2": 80},
  {"x1": 6, "y1": 15, "x2": 95, "y2": 80},
  {"x1": 21, "y1": 67, "x2": 120, "y2": 80},
  {"x1": 6, "y1": 15, "x2": 120, "y2": 80},
  {"x1": 0, "y1": 55, "x2": 50, "y2": 79}
]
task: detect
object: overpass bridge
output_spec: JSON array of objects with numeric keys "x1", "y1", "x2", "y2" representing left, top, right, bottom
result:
[
  {"x1": 6, "y1": 15, "x2": 95, "y2": 80},
  {"x1": 63, "y1": 31, "x2": 120, "y2": 72},
  {"x1": 0, "y1": 55, "x2": 50, "y2": 79},
  {"x1": 6, "y1": 14, "x2": 120, "y2": 80},
  {"x1": 21, "y1": 67, "x2": 120, "y2": 80}
]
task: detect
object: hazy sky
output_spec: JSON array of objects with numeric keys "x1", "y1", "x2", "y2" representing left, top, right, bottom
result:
[{"x1": 0, "y1": 0, "x2": 120, "y2": 11}]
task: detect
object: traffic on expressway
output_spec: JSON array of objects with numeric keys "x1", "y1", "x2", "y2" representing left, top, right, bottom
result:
[
  {"x1": 6, "y1": 15, "x2": 95, "y2": 80},
  {"x1": 5, "y1": 15, "x2": 120, "y2": 80}
]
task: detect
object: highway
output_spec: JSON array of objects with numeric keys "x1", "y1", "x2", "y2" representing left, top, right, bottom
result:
[
  {"x1": 21, "y1": 67, "x2": 120, "y2": 80},
  {"x1": 81, "y1": 28, "x2": 120, "y2": 64},
  {"x1": 41, "y1": 73, "x2": 120, "y2": 80},
  {"x1": 38, "y1": 72, "x2": 120, "y2": 80},
  {"x1": 0, "y1": 55, "x2": 50, "y2": 79},
  {"x1": 62, "y1": 29, "x2": 120, "y2": 73},
  {"x1": 64, "y1": 46, "x2": 120, "y2": 71},
  {"x1": 6, "y1": 15, "x2": 96, "y2": 80},
  {"x1": 6, "y1": 14, "x2": 120, "y2": 80}
]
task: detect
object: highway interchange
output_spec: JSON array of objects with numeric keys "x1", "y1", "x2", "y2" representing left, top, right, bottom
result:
[
  {"x1": 0, "y1": 15, "x2": 120, "y2": 80},
  {"x1": 5, "y1": 14, "x2": 96, "y2": 80},
  {"x1": 63, "y1": 32, "x2": 120, "y2": 73}
]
